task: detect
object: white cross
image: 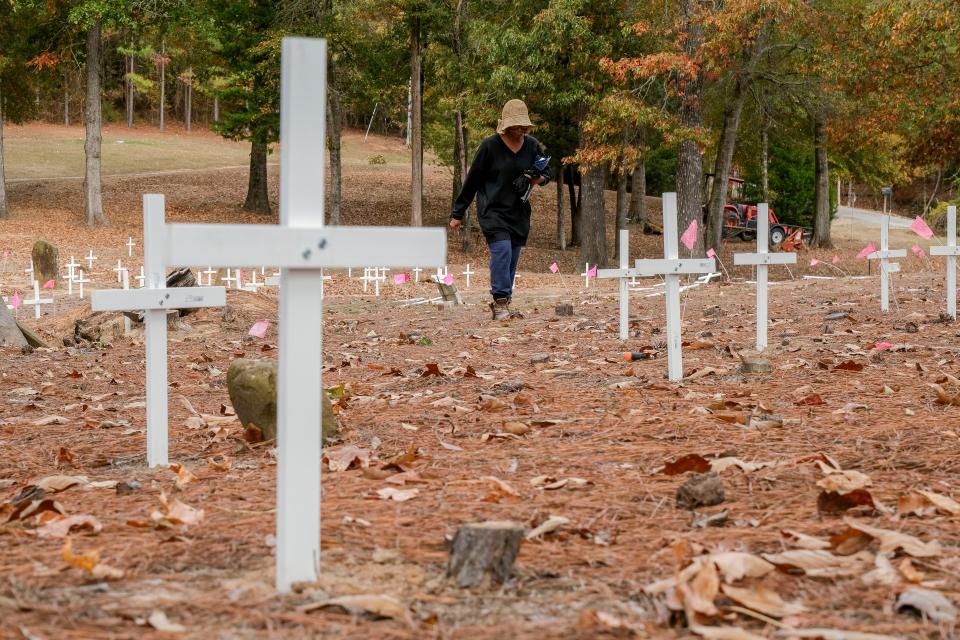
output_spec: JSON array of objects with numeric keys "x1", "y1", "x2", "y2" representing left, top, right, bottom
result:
[
  {"x1": 202, "y1": 267, "x2": 217, "y2": 287},
  {"x1": 360, "y1": 267, "x2": 373, "y2": 292},
  {"x1": 65, "y1": 256, "x2": 81, "y2": 296},
  {"x1": 23, "y1": 280, "x2": 53, "y2": 320},
  {"x1": 136, "y1": 266, "x2": 145, "y2": 288},
  {"x1": 733, "y1": 203, "x2": 797, "y2": 351},
  {"x1": 436, "y1": 265, "x2": 448, "y2": 279},
  {"x1": 597, "y1": 229, "x2": 633, "y2": 341},
  {"x1": 126, "y1": 237, "x2": 136, "y2": 257},
  {"x1": 75, "y1": 268, "x2": 91, "y2": 299},
  {"x1": 319, "y1": 269, "x2": 333, "y2": 299},
  {"x1": 930, "y1": 205, "x2": 959, "y2": 319},
  {"x1": 85, "y1": 249, "x2": 97, "y2": 269},
  {"x1": 462, "y1": 264, "x2": 474, "y2": 288},
  {"x1": 222, "y1": 268, "x2": 238, "y2": 288},
  {"x1": 243, "y1": 270, "x2": 264, "y2": 292},
  {"x1": 412, "y1": 267, "x2": 422, "y2": 283},
  {"x1": 235, "y1": 268, "x2": 245, "y2": 290},
  {"x1": 161, "y1": 38, "x2": 445, "y2": 593},
  {"x1": 582, "y1": 263, "x2": 591, "y2": 288},
  {"x1": 867, "y1": 216, "x2": 906, "y2": 312},
  {"x1": 24, "y1": 261, "x2": 35, "y2": 285},
  {"x1": 91, "y1": 195, "x2": 226, "y2": 468},
  {"x1": 114, "y1": 259, "x2": 125, "y2": 283},
  {"x1": 633, "y1": 193, "x2": 716, "y2": 380}
]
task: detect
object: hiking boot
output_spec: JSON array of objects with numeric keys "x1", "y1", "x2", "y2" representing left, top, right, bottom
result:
[{"x1": 489, "y1": 298, "x2": 511, "y2": 321}]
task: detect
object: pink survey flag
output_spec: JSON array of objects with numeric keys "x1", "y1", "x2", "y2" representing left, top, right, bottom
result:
[
  {"x1": 10, "y1": 292, "x2": 21, "y2": 309},
  {"x1": 857, "y1": 242, "x2": 877, "y2": 259},
  {"x1": 809, "y1": 258, "x2": 820, "y2": 267},
  {"x1": 874, "y1": 341, "x2": 894, "y2": 351},
  {"x1": 248, "y1": 320, "x2": 270, "y2": 338},
  {"x1": 911, "y1": 216, "x2": 934, "y2": 240},
  {"x1": 587, "y1": 265, "x2": 598, "y2": 278},
  {"x1": 831, "y1": 255, "x2": 841, "y2": 265},
  {"x1": 42, "y1": 279, "x2": 55, "y2": 289},
  {"x1": 918, "y1": 248, "x2": 927, "y2": 258},
  {"x1": 706, "y1": 248, "x2": 717, "y2": 259},
  {"x1": 680, "y1": 219, "x2": 698, "y2": 251},
  {"x1": 911, "y1": 244, "x2": 921, "y2": 255},
  {"x1": 549, "y1": 262, "x2": 559, "y2": 273},
  {"x1": 394, "y1": 272, "x2": 409, "y2": 284},
  {"x1": 443, "y1": 273, "x2": 454, "y2": 285}
]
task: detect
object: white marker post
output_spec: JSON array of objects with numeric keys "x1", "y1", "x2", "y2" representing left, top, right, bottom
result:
[
  {"x1": 114, "y1": 259, "x2": 125, "y2": 283},
  {"x1": 23, "y1": 280, "x2": 53, "y2": 319},
  {"x1": 412, "y1": 267, "x2": 422, "y2": 283},
  {"x1": 85, "y1": 250, "x2": 97, "y2": 270},
  {"x1": 202, "y1": 267, "x2": 217, "y2": 286},
  {"x1": 634, "y1": 193, "x2": 715, "y2": 381},
  {"x1": 65, "y1": 256, "x2": 81, "y2": 296},
  {"x1": 597, "y1": 229, "x2": 632, "y2": 341},
  {"x1": 733, "y1": 203, "x2": 796, "y2": 351},
  {"x1": 136, "y1": 266, "x2": 145, "y2": 288},
  {"x1": 92, "y1": 195, "x2": 226, "y2": 468},
  {"x1": 930, "y1": 205, "x2": 959, "y2": 320},
  {"x1": 222, "y1": 268, "x2": 238, "y2": 289},
  {"x1": 126, "y1": 237, "x2": 136, "y2": 257},
  {"x1": 162, "y1": 38, "x2": 445, "y2": 593},
  {"x1": 76, "y1": 269, "x2": 90, "y2": 299},
  {"x1": 462, "y1": 264, "x2": 474, "y2": 288},
  {"x1": 582, "y1": 263, "x2": 591, "y2": 288},
  {"x1": 24, "y1": 261, "x2": 35, "y2": 285},
  {"x1": 867, "y1": 216, "x2": 906, "y2": 312}
]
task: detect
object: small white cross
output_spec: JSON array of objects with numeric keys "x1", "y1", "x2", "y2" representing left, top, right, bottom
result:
[
  {"x1": 320, "y1": 269, "x2": 333, "y2": 299},
  {"x1": 412, "y1": 267, "x2": 422, "y2": 283},
  {"x1": 65, "y1": 256, "x2": 81, "y2": 296},
  {"x1": 462, "y1": 264, "x2": 474, "y2": 288},
  {"x1": 136, "y1": 266, "x2": 146, "y2": 288},
  {"x1": 75, "y1": 269, "x2": 91, "y2": 299},
  {"x1": 582, "y1": 263, "x2": 591, "y2": 288},
  {"x1": 23, "y1": 280, "x2": 54, "y2": 320},
  {"x1": 222, "y1": 268, "x2": 238, "y2": 288},
  {"x1": 436, "y1": 265, "x2": 448, "y2": 279},
  {"x1": 202, "y1": 267, "x2": 217, "y2": 286},
  {"x1": 597, "y1": 230, "x2": 633, "y2": 341},
  {"x1": 733, "y1": 203, "x2": 797, "y2": 351},
  {"x1": 114, "y1": 259, "x2": 125, "y2": 283},
  {"x1": 931, "y1": 206, "x2": 960, "y2": 319},
  {"x1": 243, "y1": 270, "x2": 265, "y2": 292},
  {"x1": 85, "y1": 249, "x2": 97, "y2": 269},
  {"x1": 24, "y1": 261, "x2": 35, "y2": 285},
  {"x1": 867, "y1": 216, "x2": 906, "y2": 312},
  {"x1": 361, "y1": 267, "x2": 372, "y2": 292},
  {"x1": 126, "y1": 237, "x2": 136, "y2": 257}
]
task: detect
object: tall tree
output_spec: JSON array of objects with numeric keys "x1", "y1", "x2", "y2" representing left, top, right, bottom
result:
[{"x1": 81, "y1": 18, "x2": 106, "y2": 226}]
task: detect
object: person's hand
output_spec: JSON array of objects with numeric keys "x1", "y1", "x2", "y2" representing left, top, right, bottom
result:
[
  {"x1": 531, "y1": 176, "x2": 546, "y2": 186},
  {"x1": 449, "y1": 218, "x2": 462, "y2": 230}
]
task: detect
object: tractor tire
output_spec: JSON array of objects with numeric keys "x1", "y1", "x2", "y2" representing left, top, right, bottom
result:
[
  {"x1": 769, "y1": 226, "x2": 786, "y2": 246},
  {"x1": 722, "y1": 212, "x2": 741, "y2": 239}
]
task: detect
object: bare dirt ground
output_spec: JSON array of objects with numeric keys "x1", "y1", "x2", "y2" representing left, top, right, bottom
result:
[{"x1": 1, "y1": 124, "x2": 958, "y2": 639}]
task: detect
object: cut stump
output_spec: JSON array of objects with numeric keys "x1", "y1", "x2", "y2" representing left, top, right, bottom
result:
[
  {"x1": 447, "y1": 520, "x2": 524, "y2": 588},
  {"x1": 555, "y1": 303, "x2": 574, "y2": 316}
]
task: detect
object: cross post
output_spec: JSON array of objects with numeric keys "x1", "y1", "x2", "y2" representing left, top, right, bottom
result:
[
  {"x1": 634, "y1": 193, "x2": 715, "y2": 380},
  {"x1": 930, "y1": 205, "x2": 959, "y2": 320},
  {"x1": 127, "y1": 237, "x2": 136, "y2": 257},
  {"x1": 597, "y1": 229, "x2": 632, "y2": 341},
  {"x1": 733, "y1": 203, "x2": 796, "y2": 351},
  {"x1": 161, "y1": 38, "x2": 445, "y2": 593},
  {"x1": 867, "y1": 216, "x2": 906, "y2": 312},
  {"x1": 65, "y1": 256, "x2": 81, "y2": 296},
  {"x1": 76, "y1": 269, "x2": 90, "y2": 298},
  {"x1": 91, "y1": 195, "x2": 226, "y2": 467},
  {"x1": 85, "y1": 250, "x2": 97, "y2": 270}
]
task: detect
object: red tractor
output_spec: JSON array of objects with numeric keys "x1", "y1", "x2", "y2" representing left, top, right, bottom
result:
[{"x1": 721, "y1": 203, "x2": 808, "y2": 247}]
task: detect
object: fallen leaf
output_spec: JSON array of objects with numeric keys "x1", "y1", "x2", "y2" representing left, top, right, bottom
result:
[
  {"x1": 709, "y1": 458, "x2": 777, "y2": 474},
  {"x1": 421, "y1": 363, "x2": 444, "y2": 377},
  {"x1": 481, "y1": 476, "x2": 519, "y2": 498},
  {"x1": 61, "y1": 537, "x2": 98, "y2": 572},
  {"x1": 148, "y1": 610, "x2": 187, "y2": 633},
  {"x1": 691, "y1": 625, "x2": 767, "y2": 640},
  {"x1": 207, "y1": 455, "x2": 232, "y2": 471},
  {"x1": 844, "y1": 518, "x2": 942, "y2": 557},
  {"x1": 502, "y1": 421, "x2": 530, "y2": 436},
  {"x1": 817, "y1": 469, "x2": 872, "y2": 493},
  {"x1": 300, "y1": 594, "x2": 413, "y2": 625},
  {"x1": 773, "y1": 630, "x2": 900, "y2": 640},
  {"x1": 781, "y1": 530, "x2": 831, "y2": 550},
  {"x1": 895, "y1": 587, "x2": 957, "y2": 623},
  {"x1": 36, "y1": 475, "x2": 86, "y2": 493},
  {"x1": 323, "y1": 446, "x2": 370, "y2": 472},
  {"x1": 834, "y1": 360, "x2": 864, "y2": 372},
  {"x1": 796, "y1": 394, "x2": 826, "y2": 406},
  {"x1": 917, "y1": 490, "x2": 960, "y2": 516},
  {"x1": 929, "y1": 383, "x2": 960, "y2": 406},
  {"x1": 33, "y1": 415, "x2": 70, "y2": 426},
  {"x1": 681, "y1": 555, "x2": 719, "y2": 616},
  {"x1": 36, "y1": 514, "x2": 102, "y2": 539},
  {"x1": 720, "y1": 583, "x2": 807, "y2": 618},
  {"x1": 762, "y1": 550, "x2": 874, "y2": 578},
  {"x1": 862, "y1": 553, "x2": 899, "y2": 586},
  {"x1": 376, "y1": 487, "x2": 419, "y2": 502},
  {"x1": 56, "y1": 447, "x2": 78, "y2": 468},
  {"x1": 898, "y1": 558, "x2": 926, "y2": 583},
  {"x1": 526, "y1": 515, "x2": 570, "y2": 540},
  {"x1": 151, "y1": 491, "x2": 205, "y2": 526},
  {"x1": 662, "y1": 453, "x2": 711, "y2": 475},
  {"x1": 708, "y1": 552, "x2": 775, "y2": 583},
  {"x1": 817, "y1": 489, "x2": 876, "y2": 515},
  {"x1": 167, "y1": 463, "x2": 198, "y2": 490}
]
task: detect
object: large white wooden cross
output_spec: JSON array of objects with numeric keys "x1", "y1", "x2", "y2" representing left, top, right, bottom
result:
[
  {"x1": 733, "y1": 203, "x2": 796, "y2": 351},
  {"x1": 597, "y1": 229, "x2": 632, "y2": 341},
  {"x1": 867, "y1": 216, "x2": 906, "y2": 312},
  {"x1": 930, "y1": 205, "x2": 959, "y2": 320},
  {"x1": 164, "y1": 38, "x2": 446, "y2": 592},
  {"x1": 92, "y1": 195, "x2": 227, "y2": 467},
  {"x1": 634, "y1": 193, "x2": 715, "y2": 380}
]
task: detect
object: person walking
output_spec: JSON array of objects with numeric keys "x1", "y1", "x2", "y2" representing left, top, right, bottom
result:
[{"x1": 450, "y1": 99, "x2": 551, "y2": 320}]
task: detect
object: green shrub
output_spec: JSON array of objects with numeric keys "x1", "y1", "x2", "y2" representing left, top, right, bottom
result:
[{"x1": 368, "y1": 154, "x2": 387, "y2": 165}]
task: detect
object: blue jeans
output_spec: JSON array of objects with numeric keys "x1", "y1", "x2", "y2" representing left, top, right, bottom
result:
[{"x1": 488, "y1": 239, "x2": 522, "y2": 300}]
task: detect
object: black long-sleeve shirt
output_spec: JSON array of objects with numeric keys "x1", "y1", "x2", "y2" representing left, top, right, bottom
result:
[{"x1": 451, "y1": 134, "x2": 551, "y2": 246}]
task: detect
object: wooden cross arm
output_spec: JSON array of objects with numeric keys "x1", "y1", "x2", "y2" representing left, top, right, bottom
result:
[
  {"x1": 930, "y1": 246, "x2": 960, "y2": 257},
  {"x1": 867, "y1": 250, "x2": 907, "y2": 260},
  {"x1": 733, "y1": 252, "x2": 797, "y2": 266},
  {"x1": 631, "y1": 258, "x2": 716, "y2": 276},
  {"x1": 881, "y1": 262, "x2": 901, "y2": 273},
  {"x1": 596, "y1": 268, "x2": 632, "y2": 279},
  {"x1": 92, "y1": 287, "x2": 227, "y2": 312},
  {"x1": 166, "y1": 224, "x2": 447, "y2": 269}
]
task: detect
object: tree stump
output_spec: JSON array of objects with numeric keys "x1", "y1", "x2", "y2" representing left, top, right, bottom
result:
[
  {"x1": 126, "y1": 268, "x2": 200, "y2": 323},
  {"x1": 555, "y1": 303, "x2": 574, "y2": 316},
  {"x1": 0, "y1": 303, "x2": 28, "y2": 348},
  {"x1": 447, "y1": 521, "x2": 524, "y2": 588}
]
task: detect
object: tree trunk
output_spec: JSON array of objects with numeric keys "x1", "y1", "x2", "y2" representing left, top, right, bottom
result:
[
  {"x1": 409, "y1": 18, "x2": 423, "y2": 226},
  {"x1": 628, "y1": 129, "x2": 647, "y2": 228},
  {"x1": 243, "y1": 140, "x2": 271, "y2": 214},
  {"x1": 0, "y1": 86, "x2": 7, "y2": 219},
  {"x1": 675, "y1": 0, "x2": 705, "y2": 256},
  {"x1": 556, "y1": 166, "x2": 566, "y2": 250},
  {"x1": 812, "y1": 115, "x2": 832, "y2": 248},
  {"x1": 579, "y1": 164, "x2": 608, "y2": 268},
  {"x1": 705, "y1": 75, "x2": 749, "y2": 252},
  {"x1": 64, "y1": 71, "x2": 70, "y2": 126},
  {"x1": 213, "y1": 95, "x2": 219, "y2": 123},
  {"x1": 566, "y1": 165, "x2": 581, "y2": 246},
  {"x1": 185, "y1": 75, "x2": 192, "y2": 132},
  {"x1": 452, "y1": 113, "x2": 463, "y2": 206},
  {"x1": 126, "y1": 52, "x2": 134, "y2": 127},
  {"x1": 614, "y1": 155, "x2": 628, "y2": 260},
  {"x1": 327, "y1": 69, "x2": 343, "y2": 225},
  {"x1": 83, "y1": 20, "x2": 107, "y2": 228},
  {"x1": 159, "y1": 43, "x2": 166, "y2": 132}
]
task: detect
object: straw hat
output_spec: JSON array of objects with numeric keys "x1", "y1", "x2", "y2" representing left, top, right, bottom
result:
[{"x1": 496, "y1": 99, "x2": 534, "y2": 134}]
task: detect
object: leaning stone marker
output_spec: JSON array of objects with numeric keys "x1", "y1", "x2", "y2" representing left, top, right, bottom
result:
[
  {"x1": 0, "y1": 303, "x2": 28, "y2": 348},
  {"x1": 227, "y1": 358, "x2": 338, "y2": 443},
  {"x1": 447, "y1": 521, "x2": 524, "y2": 588},
  {"x1": 31, "y1": 240, "x2": 59, "y2": 286}
]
